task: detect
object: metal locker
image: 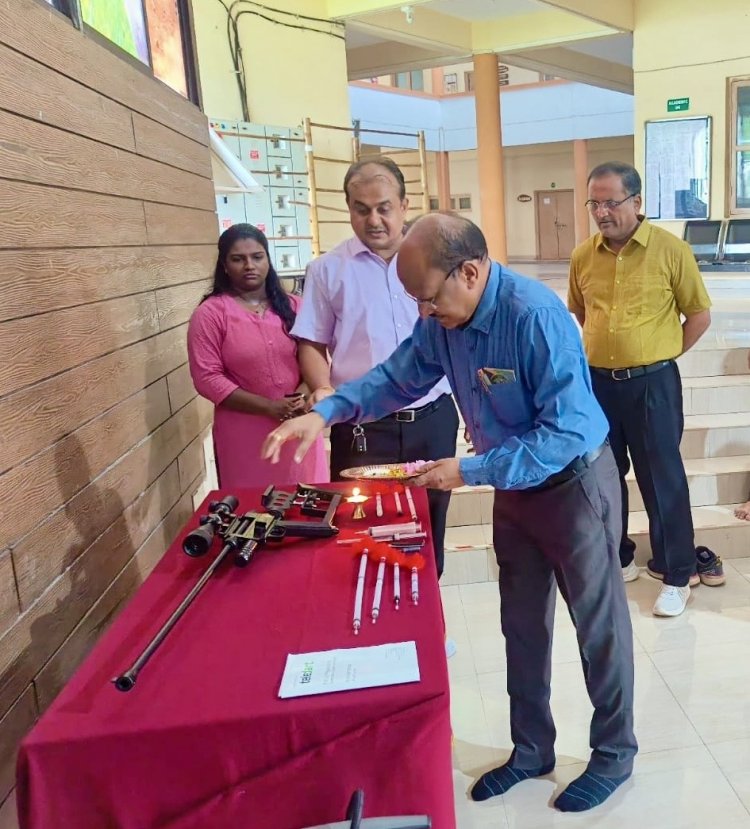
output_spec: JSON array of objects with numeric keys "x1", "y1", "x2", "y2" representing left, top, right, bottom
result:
[
  {"x1": 269, "y1": 187, "x2": 295, "y2": 217},
  {"x1": 216, "y1": 193, "x2": 247, "y2": 232},
  {"x1": 298, "y1": 238, "x2": 314, "y2": 269},
  {"x1": 265, "y1": 125, "x2": 292, "y2": 159},
  {"x1": 210, "y1": 119, "x2": 241, "y2": 159},
  {"x1": 274, "y1": 243, "x2": 301, "y2": 273},
  {"x1": 272, "y1": 216, "x2": 298, "y2": 240},
  {"x1": 290, "y1": 130, "x2": 306, "y2": 174},
  {"x1": 243, "y1": 190, "x2": 273, "y2": 236},
  {"x1": 238, "y1": 122, "x2": 269, "y2": 177}
]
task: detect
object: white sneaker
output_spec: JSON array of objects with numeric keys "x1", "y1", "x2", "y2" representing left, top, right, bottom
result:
[
  {"x1": 653, "y1": 584, "x2": 691, "y2": 617},
  {"x1": 445, "y1": 638, "x2": 457, "y2": 658},
  {"x1": 622, "y1": 561, "x2": 640, "y2": 582}
]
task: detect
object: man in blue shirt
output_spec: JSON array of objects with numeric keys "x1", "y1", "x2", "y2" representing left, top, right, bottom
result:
[{"x1": 263, "y1": 214, "x2": 637, "y2": 813}]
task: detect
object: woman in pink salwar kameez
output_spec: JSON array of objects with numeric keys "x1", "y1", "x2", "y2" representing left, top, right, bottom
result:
[{"x1": 187, "y1": 224, "x2": 328, "y2": 489}]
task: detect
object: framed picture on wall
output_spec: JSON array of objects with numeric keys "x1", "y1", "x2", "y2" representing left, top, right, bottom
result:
[{"x1": 645, "y1": 116, "x2": 711, "y2": 220}]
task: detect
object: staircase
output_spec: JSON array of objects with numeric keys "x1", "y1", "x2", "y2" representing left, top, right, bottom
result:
[{"x1": 442, "y1": 272, "x2": 750, "y2": 586}]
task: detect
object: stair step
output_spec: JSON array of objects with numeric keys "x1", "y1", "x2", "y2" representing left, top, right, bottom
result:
[
  {"x1": 677, "y1": 347, "x2": 748, "y2": 378},
  {"x1": 442, "y1": 507, "x2": 750, "y2": 586},
  {"x1": 446, "y1": 456, "x2": 750, "y2": 526},
  {"x1": 628, "y1": 455, "x2": 750, "y2": 511},
  {"x1": 631, "y1": 504, "x2": 749, "y2": 562},
  {"x1": 683, "y1": 375, "x2": 750, "y2": 416}
]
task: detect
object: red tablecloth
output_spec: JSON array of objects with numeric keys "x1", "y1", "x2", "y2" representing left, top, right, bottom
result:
[{"x1": 17, "y1": 484, "x2": 455, "y2": 829}]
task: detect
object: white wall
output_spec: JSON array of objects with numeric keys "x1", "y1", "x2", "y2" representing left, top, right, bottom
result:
[{"x1": 421, "y1": 136, "x2": 635, "y2": 259}]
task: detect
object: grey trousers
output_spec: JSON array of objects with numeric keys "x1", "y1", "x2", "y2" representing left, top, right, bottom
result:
[{"x1": 492, "y1": 446, "x2": 638, "y2": 778}]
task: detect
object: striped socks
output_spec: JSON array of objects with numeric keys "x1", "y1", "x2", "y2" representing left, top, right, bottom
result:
[
  {"x1": 470, "y1": 760, "x2": 555, "y2": 801},
  {"x1": 554, "y1": 770, "x2": 631, "y2": 812}
]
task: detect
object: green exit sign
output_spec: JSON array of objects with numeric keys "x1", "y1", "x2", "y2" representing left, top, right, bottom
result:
[{"x1": 667, "y1": 97, "x2": 690, "y2": 112}]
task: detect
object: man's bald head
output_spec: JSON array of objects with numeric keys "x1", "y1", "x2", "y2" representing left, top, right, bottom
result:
[
  {"x1": 402, "y1": 213, "x2": 488, "y2": 272},
  {"x1": 398, "y1": 213, "x2": 491, "y2": 329}
]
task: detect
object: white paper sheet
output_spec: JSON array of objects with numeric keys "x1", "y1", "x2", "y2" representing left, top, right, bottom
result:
[{"x1": 278, "y1": 640, "x2": 420, "y2": 698}]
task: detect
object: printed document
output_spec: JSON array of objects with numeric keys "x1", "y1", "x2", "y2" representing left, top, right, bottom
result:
[{"x1": 279, "y1": 640, "x2": 420, "y2": 698}]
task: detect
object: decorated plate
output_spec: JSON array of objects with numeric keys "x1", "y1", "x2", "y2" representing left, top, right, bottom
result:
[{"x1": 339, "y1": 462, "x2": 429, "y2": 482}]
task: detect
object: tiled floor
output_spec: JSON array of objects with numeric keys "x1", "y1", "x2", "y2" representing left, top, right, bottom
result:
[
  {"x1": 3, "y1": 576, "x2": 749, "y2": 828},
  {"x1": 446, "y1": 558, "x2": 750, "y2": 828}
]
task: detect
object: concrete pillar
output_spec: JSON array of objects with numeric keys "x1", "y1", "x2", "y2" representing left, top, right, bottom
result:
[
  {"x1": 436, "y1": 151, "x2": 451, "y2": 210},
  {"x1": 573, "y1": 138, "x2": 590, "y2": 245},
  {"x1": 473, "y1": 52, "x2": 508, "y2": 263}
]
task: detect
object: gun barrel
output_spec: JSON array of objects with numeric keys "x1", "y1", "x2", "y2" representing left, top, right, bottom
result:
[{"x1": 113, "y1": 541, "x2": 234, "y2": 691}]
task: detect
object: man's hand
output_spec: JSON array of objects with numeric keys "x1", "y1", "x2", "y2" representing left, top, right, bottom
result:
[
  {"x1": 735, "y1": 501, "x2": 750, "y2": 521},
  {"x1": 261, "y1": 412, "x2": 326, "y2": 464},
  {"x1": 412, "y1": 458, "x2": 465, "y2": 491},
  {"x1": 306, "y1": 386, "x2": 335, "y2": 410}
]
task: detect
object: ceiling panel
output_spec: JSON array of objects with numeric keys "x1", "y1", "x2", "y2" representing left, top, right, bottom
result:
[{"x1": 425, "y1": 0, "x2": 545, "y2": 20}]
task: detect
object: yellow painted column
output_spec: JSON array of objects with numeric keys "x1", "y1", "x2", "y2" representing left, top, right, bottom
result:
[
  {"x1": 473, "y1": 52, "x2": 507, "y2": 263},
  {"x1": 573, "y1": 138, "x2": 590, "y2": 245},
  {"x1": 436, "y1": 151, "x2": 451, "y2": 210}
]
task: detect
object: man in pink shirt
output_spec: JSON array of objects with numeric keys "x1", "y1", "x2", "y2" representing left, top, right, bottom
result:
[{"x1": 292, "y1": 157, "x2": 459, "y2": 577}]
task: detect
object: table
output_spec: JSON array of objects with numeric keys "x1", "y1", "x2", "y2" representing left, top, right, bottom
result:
[{"x1": 17, "y1": 484, "x2": 455, "y2": 829}]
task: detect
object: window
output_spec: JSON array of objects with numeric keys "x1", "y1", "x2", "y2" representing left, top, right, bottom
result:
[
  {"x1": 465, "y1": 71, "x2": 474, "y2": 92},
  {"x1": 428, "y1": 197, "x2": 457, "y2": 210},
  {"x1": 729, "y1": 78, "x2": 750, "y2": 213},
  {"x1": 429, "y1": 196, "x2": 469, "y2": 211},
  {"x1": 78, "y1": 0, "x2": 198, "y2": 101},
  {"x1": 392, "y1": 70, "x2": 424, "y2": 91},
  {"x1": 81, "y1": 0, "x2": 149, "y2": 63},
  {"x1": 43, "y1": 0, "x2": 74, "y2": 17},
  {"x1": 444, "y1": 72, "x2": 458, "y2": 94}
]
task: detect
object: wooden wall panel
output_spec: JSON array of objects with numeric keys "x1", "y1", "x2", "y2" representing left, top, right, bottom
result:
[
  {"x1": 0, "y1": 246, "x2": 215, "y2": 324},
  {"x1": 177, "y1": 436, "x2": 205, "y2": 491},
  {"x1": 34, "y1": 487, "x2": 197, "y2": 712},
  {"x1": 0, "y1": 43, "x2": 135, "y2": 151},
  {"x1": 0, "y1": 325, "x2": 187, "y2": 473},
  {"x1": 156, "y1": 281, "x2": 210, "y2": 331},
  {"x1": 0, "y1": 293, "x2": 160, "y2": 398},
  {"x1": 12, "y1": 396, "x2": 212, "y2": 610},
  {"x1": 0, "y1": 381, "x2": 172, "y2": 551},
  {"x1": 167, "y1": 363, "x2": 197, "y2": 414},
  {"x1": 133, "y1": 114, "x2": 214, "y2": 179},
  {"x1": 0, "y1": 687, "x2": 37, "y2": 803},
  {"x1": 0, "y1": 464, "x2": 182, "y2": 719},
  {"x1": 145, "y1": 203, "x2": 218, "y2": 245},
  {"x1": 0, "y1": 110, "x2": 215, "y2": 210},
  {"x1": 0, "y1": 0, "x2": 216, "y2": 766},
  {"x1": 0, "y1": 1, "x2": 208, "y2": 145},
  {"x1": 0, "y1": 181, "x2": 147, "y2": 250},
  {"x1": 0, "y1": 552, "x2": 19, "y2": 634}
]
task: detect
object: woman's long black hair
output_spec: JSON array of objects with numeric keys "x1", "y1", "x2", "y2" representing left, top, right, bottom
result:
[{"x1": 201, "y1": 223, "x2": 296, "y2": 333}]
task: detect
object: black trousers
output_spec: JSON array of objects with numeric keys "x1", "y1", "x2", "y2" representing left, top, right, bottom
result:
[
  {"x1": 329, "y1": 394, "x2": 459, "y2": 578},
  {"x1": 493, "y1": 447, "x2": 637, "y2": 777},
  {"x1": 591, "y1": 361, "x2": 696, "y2": 587}
]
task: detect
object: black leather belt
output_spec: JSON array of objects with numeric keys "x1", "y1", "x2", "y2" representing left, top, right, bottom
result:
[
  {"x1": 590, "y1": 360, "x2": 672, "y2": 381},
  {"x1": 381, "y1": 394, "x2": 449, "y2": 424},
  {"x1": 526, "y1": 440, "x2": 608, "y2": 493}
]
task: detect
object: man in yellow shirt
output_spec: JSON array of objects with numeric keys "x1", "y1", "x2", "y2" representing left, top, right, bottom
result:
[{"x1": 568, "y1": 161, "x2": 721, "y2": 618}]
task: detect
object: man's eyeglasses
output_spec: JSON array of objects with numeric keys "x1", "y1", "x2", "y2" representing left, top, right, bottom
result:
[
  {"x1": 405, "y1": 263, "x2": 463, "y2": 310},
  {"x1": 585, "y1": 193, "x2": 638, "y2": 213}
]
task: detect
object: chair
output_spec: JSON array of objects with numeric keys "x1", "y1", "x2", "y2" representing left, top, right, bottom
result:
[
  {"x1": 722, "y1": 219, "x2": 750, "y2": 263},
  {"x1": 682, "y1": 220, "x2": 723, "y2": 263}
]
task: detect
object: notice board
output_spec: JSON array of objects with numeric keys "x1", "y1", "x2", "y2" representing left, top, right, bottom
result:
[{"x1": 645, "y1": 116, "x2": 711, "y2": 220}]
